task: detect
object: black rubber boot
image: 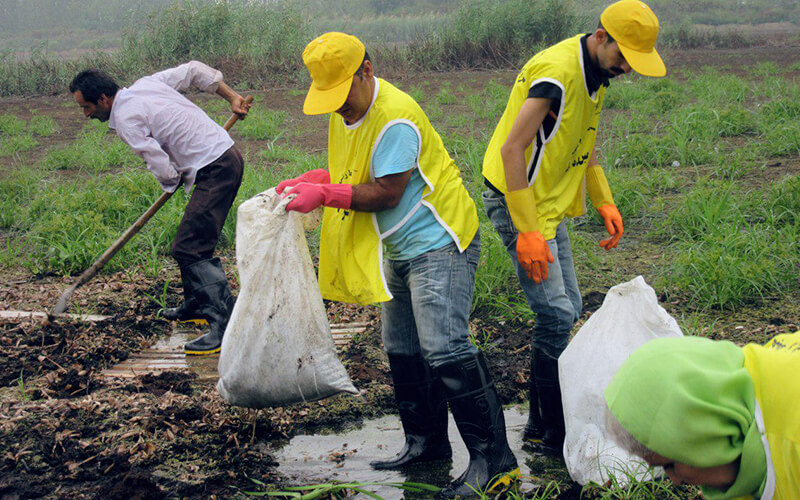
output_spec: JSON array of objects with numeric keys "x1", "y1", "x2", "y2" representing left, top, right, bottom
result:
[
  {"x1": 183, "y1": 258, "x2": 235, "y2": 356},
  {"x1": 370, "y1": 354, "x2": 452, "y2": 470},
  {"x1": 435, "y1": 354, "x2": 518, "y2": 498},
  {"x1": 529, "y1": 348, "x2": 565, "y2": 456},
  {"x1": 522, "y1": 353, "x2": 544, "y2": 442},
  {"x1": 163, "y1": 265, "x2": 206, "y2": 323}
]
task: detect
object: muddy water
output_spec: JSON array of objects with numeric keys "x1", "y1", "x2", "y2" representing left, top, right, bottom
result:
[
  {"x1": 153, "y1": 327, "x2": 221, "y2": 378},
  {"x1": 275, "y1": 405, "x2": 544, "y2": 498},
  {"x1": 100, "y1": 323, "x2": 220, "y2": 380}
]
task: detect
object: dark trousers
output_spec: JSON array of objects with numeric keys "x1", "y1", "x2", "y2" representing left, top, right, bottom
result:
[{"x1": 171, "y1": 147, "x2": 244, "y2": 268}]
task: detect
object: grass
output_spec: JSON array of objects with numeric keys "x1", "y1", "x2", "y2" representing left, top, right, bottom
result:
[
  {"x1": 43, "y1": 121, "x2": 139, "y2": 173},
  {"x1": 0, "y1": 167, "x2": 45, "y2": 229},
  {"x1": 17, "y1": 370, "x2": 31, "y2": 402},
  {"x1": 0, "y1": 112, "x2": 60, "y2": 158},
  {"x1": 3, "y1": 62, "x2": 797, "y2": 319},
  {"x1": 244, "y1": 478, "x2": 439, "y2": 498},
  {"x1": 582, "y1": 473, "x2": 691, "y2": 499},
  {"x1": 0, "y1": 134, "x2": 38, "y2": 158}
]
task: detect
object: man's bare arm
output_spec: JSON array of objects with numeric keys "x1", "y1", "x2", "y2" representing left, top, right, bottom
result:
[
  {"x1": 216, "y1": 82, "x2": 250, "y2": 118},
  {"x1": 350, "y1": 170, "x2": 413, "y2": 212},
  {"x1": 500, "y1": 97, "x2": 552, "y2": 191}
]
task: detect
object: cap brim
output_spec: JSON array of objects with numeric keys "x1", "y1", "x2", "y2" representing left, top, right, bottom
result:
[
  {"x1": 618, "y1": 44, "x2": 666, "y2": 77},
  {"x1": 303, "y1": 76, "x2": 353, "y2": 115}
]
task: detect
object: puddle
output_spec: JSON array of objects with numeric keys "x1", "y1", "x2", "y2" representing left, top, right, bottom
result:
[
  {"x1": 102, "y1": 324, "x2": 219, "y2": 381},
  {"x1": 275, "y1": 405, "x2": 546, "y2": 498}
]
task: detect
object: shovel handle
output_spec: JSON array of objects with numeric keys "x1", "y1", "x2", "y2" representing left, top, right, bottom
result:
[
  {"x1": 50, "y1": 95, "x2": 255, "y2": 317},
  {"x1": 222, "y1": 95, "x2": 254, "y2": 130}
]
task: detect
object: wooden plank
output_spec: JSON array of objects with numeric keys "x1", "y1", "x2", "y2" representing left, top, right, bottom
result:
[
  {"x1": 103, "y1": 320, "x2": 369, "y2": 380},
  {"x1": 132, "y1": 352, "x2": 186, "y2": 359},
  {"x1": 0, "y1": 310, "x2": 110, "y2": 322},
  {"x1": 331, "y1": 328, "x2": 367, "y2": 335},
  {"x1": 100, "y1": 371, "x2": 141, "y2": 379},
  {"x1": 330, "y1": 322, "x2": 368, "y2": 329},
  {"x1": 114, "y1": 361, "x2": 187, "y2": 368}
]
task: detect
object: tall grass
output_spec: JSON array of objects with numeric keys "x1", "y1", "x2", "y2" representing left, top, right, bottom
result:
[
  {"x1": 0, "y1": 48, "x2": 138, "y2": 97},
  {"x1": 121, "y1": 0, "x2": 310, "y2": 83},
  {"x1": 402, "y1": 0, "x2": 583, "y2": 70},
  {"x1": 316, "y1": 13, "x2": 450, "y2": 45},
  {"x1": 0, "y1": 0, "x2": 583, "y2": 96},
  {"x1": 659, "y1": 21, "x2": 760, "y2": 49}
]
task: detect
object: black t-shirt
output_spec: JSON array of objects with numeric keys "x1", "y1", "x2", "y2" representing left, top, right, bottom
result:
[{"x1": 527, "y1": 34, "x2": 609, "y2": 108}]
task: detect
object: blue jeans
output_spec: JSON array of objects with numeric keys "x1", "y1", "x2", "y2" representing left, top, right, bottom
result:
[
  {"x1": 381, "y1": 234, "x2": 481, "y2": 368},
  {"x1": 482, "y1": 190, "x2": 581, "y2": 360}
]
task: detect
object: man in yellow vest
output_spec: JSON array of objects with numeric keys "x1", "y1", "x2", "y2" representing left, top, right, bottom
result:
[
  {"x1": 277, "y1": 32, "x2": 518, "y2": 496},
  {"x1": 481, "y1": 0, "x2": 666, "y2": 454}
]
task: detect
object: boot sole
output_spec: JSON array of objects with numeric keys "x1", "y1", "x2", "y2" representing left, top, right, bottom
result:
[
  {"x1": 370, "y1": 452, "x2": 452, "y2": 470},
  {"x1": 184, "y1": 347, "x2": 221, "y2": 356},
  {"x1": 439, "y1": 467, "x2": 521, "y2": 498},
  {"x1": 176, "y1": 318, "x2": 209, "y2": 326}
]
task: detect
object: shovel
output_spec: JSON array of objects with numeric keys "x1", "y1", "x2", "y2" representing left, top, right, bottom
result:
[{"x1": 48, "y1": 95, "x2": 254, "y2": 319}]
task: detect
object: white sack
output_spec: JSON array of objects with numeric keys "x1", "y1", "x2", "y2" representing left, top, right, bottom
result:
[
  {"x1": 560, "y1": 276, "x2": 683, "y2": 485},
  {"x1": 217, "y1": 189, "x2": 358, "y2": 407}
]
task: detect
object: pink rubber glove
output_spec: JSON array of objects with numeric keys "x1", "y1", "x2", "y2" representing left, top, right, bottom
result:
[
  {"x1": 276, "y1": 169, "x2": 330, "y2": 194},
  {"x1": 285, "y1": 182, "x2": 352, "y2": 213}
]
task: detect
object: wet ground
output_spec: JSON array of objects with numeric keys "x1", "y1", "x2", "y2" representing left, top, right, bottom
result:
[
  {"x1": 275, "y1": 407, "x2": 573, "y2": 499},
  {"x1": 0, "y1": 277, "x2": 554, "y2": 498}
]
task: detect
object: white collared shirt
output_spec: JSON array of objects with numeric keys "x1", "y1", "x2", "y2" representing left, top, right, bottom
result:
[{"x1": 108, "y1": 61, "x2": 235, "y2": 193}]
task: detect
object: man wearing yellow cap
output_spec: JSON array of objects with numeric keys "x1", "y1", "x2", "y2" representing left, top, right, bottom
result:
[
  {"x1": 481, "y1": 0, "x2": 666, "y2": 455},
  {"x1": 277, "y1": 32, "x2": 518, "y2": 497}
]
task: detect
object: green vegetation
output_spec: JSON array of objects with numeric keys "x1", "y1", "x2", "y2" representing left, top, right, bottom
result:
[
  {"x1": 43, "y1": 121, "x2": 138, "y2": 172},
  {"x1": 3, "y1": 65, "x2": 799, "y2": 318},
  {"x1": 244, "y1": 478, "x2": 440, "y2": 498},
  {"x1": 4, "y1": 0, "x2": 794, "y2": 96},
  {"x1": 399, "y1": 0, "x2": 583, "y2": 70},
  {"x1": 0, "y1": 112, "x2": 60, "y2": 158},
  {"x1": 17, "y1": 370, "x2": 31, "y2": 402}
]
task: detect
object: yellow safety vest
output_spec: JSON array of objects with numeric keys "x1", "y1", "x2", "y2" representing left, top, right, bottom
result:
[
  {"x1": 742, "y1": 333, "x2": 800, "y2": 500},
  {"x1": 318, "y1": 78, "x2": 479, "y2": 305},
  {"x1": 482, "y1": 34, "x2": 605, "y2": 239}
]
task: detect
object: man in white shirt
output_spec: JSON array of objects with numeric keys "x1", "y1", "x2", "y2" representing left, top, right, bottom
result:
[{"x1": 69, "y1": 61, "x2": 250, "y2": 355}]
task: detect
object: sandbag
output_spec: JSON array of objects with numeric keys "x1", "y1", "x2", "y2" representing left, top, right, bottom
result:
[
  {"x1": 217, "y1": 189, "x2": 358, "y2": 407},
  {"x1": 559, "y1": 276, "x2": 683, "y2": 485}
]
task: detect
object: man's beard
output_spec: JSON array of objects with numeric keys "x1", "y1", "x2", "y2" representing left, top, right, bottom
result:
[{"x1": 601, "y1": 66, "x2": 625, "y2": 80}]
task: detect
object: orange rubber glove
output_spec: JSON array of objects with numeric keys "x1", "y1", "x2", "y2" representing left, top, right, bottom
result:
[
  {"x1": 597, "y1": 204, "x2": 623, "y2": 250},
  {"x1": 506, "y1": 187, "x2": 554, "y2": 283},
  {"x1": 516, "y1": 230, "x2": 554, "y2": 283}
]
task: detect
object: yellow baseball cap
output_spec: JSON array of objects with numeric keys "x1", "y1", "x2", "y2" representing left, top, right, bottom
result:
[
  {"x1": 601, "y1": 0, "x2": 666, "y2": 77},
  {"x1": 302, "y1": 32, "x2": 366, "y2": 115}
]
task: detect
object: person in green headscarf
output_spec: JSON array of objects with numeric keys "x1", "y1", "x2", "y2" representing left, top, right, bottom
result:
[{"x1": 604, "y1": 333, "x2": 800, "y2": 499}]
